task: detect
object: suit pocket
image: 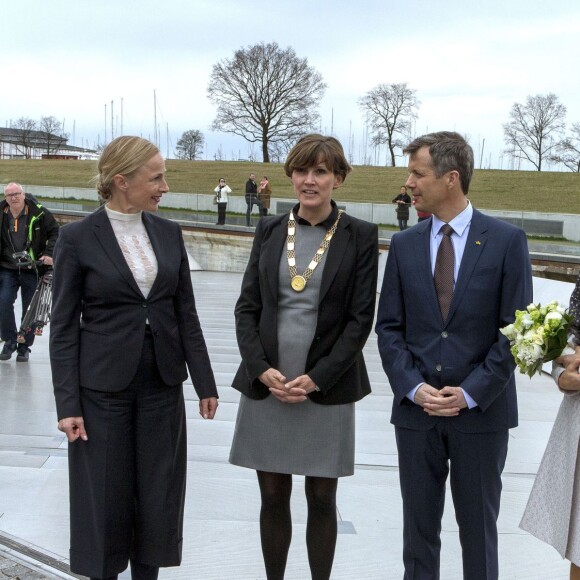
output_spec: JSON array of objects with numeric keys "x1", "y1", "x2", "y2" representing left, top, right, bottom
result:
[{"x1": 469, "y1": 266, "x2": 498, "y2": 290}]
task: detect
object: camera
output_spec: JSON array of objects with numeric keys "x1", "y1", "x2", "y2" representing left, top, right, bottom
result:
[{"x1": 12, "y1": 251, "x2": 33, "y2": 268}]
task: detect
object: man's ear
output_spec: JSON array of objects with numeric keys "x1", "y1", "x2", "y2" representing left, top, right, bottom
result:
[{"x1": 447, "y1": 170, "x2": 460, "y2": 189}]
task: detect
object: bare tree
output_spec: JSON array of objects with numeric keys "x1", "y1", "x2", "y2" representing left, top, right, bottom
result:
[
  {"x1": 176, "y1": 129, "x2": 205, "y2": 160},
  {"x1": 550, "y1": 122, "x2": 580, "y2": 172},
  {"x1": 268, "y1": 140, "x2": 295, "y2": 163},
  {"x1": 207, "y1": 42, "x2": 326, "y2": 163},
  {"x1": 358, "y1": 83, "x2": 420, "y2": 167},
  {"x1": 38, "y1": 116, "x2": 68, "y2": 155},
  {"x1": 503, "y1": 93, "x2": 566, "y2": 171},
  {"x1": 12, "y1": 117, "x2": 38, "y2": 158}
]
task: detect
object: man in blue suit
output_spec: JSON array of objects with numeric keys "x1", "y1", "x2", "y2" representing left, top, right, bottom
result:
[{"x1": 376, "y1": 132, "x2": 533, "y2": 580}]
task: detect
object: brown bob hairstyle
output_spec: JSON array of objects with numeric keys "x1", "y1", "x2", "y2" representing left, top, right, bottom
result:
[{"x1": 284, "y1": 134, "x2": 352, "y2": 182}]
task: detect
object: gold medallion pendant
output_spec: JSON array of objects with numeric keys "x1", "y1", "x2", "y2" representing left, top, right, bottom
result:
[
  {"x1": 291, "y1": 275, "x2": 306, "y2": 292},
  {"x1": 287, "y1": 209, "x2": 344, "y2": 293}
]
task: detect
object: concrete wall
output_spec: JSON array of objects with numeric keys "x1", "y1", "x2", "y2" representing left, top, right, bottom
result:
[
  {"x1": 6, "y1": 183, "x2": 580, "y2": 242},
  {"x1": 182, "y1": 230, "x2": 254, "y2": 273}
]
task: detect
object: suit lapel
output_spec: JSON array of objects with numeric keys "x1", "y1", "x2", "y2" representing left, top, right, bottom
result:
[
  {"x1": 319, "y1": 216, "x2": 350, "y2": 303},
  {"x1": 412, "y1": 219, "x2": 443, "y2": 322},
  {"x1": 263, "y1": 216, "x2": 287, "y2": 304},
  {"x1": 92, "y1": 209, "x2": 143, "y2": 297},
  {"x1": 446, "y1": 210, "x2": 488, "y2": 324}
]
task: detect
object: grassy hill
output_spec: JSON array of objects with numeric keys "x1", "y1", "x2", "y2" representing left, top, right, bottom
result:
[{"x1": 0, "y1": 159, "x2": 578, "y2": 214}]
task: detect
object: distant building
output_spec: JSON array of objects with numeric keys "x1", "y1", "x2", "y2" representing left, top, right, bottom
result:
[{"x1": 0, "y1": 127, "x2": 98, "y2": 160}]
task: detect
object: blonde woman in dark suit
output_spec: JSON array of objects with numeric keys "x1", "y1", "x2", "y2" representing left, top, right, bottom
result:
[
  {"x1": 50, "y1": 136, "x2": 218, "y2": 580},
  {"x1": 230, "y1": 134, "x2": 378, "y2": 580}
]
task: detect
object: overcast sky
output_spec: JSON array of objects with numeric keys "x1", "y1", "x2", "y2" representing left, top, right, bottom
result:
[{"x1": 4, "y1": 0, "x2": 580, "y2": 169}]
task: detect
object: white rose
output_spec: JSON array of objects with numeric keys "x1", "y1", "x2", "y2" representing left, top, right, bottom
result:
[
  {"x1": 521, "y1": 313, "x2": 534, "y2": 328},
  {"x1": 501, "y1": 324, "x2": 517, "y2": 340},
  {"x1": 544, "y1": 311, "x2": 563, "y2": 329}
]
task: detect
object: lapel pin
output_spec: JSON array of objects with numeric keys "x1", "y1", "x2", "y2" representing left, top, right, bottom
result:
[{"x1": 475, "y1": 241, "x2": 481, "y2": 245}]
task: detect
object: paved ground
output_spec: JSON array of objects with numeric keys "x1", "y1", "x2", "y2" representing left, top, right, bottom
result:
[{"x1": 0, "y1": 267, "x2": 576, "y2": 579}]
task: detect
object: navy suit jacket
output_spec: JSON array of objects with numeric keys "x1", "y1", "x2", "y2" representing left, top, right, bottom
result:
[
  {"x1": 376, "y1": 209, "x2": 533, "y2": 433},
  {"x1": 50, "y1": 207, "x2": 217, "y2": 420},
  {"x1": 232, "y1": 210, "x2": 378, "y2": 405}
]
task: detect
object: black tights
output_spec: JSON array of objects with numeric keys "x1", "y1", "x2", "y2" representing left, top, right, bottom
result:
[
  {"x1": 257, "y1": 470, "x2": 338, "y2": 580},
  {"x1": 90, "y1": 560, "x2": 159, "y2": 580}
]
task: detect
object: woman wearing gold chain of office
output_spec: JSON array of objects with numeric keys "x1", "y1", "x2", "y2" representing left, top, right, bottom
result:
[{"x1": 229, "y1": 134, "x2": 378, "y2": 580}]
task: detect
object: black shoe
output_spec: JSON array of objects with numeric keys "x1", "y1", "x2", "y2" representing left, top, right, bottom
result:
[
  {"x1": 16, "y1": 345, "x2": 30, "y2": 363},
  {"x1": 0, "y1": 342, "x2": 17, "y2": 361}
]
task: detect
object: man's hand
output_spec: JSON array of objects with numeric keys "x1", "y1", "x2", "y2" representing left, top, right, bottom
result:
[
  {"x1": 40, "y1": 255, "x2": 53, "y2": 266},
  {"x1": 199, "y1": 397, "x2": 218, "y2": 419},
  {"x1": 415, "y1": 384, "x2": 466, "y2": 417},
  {"x1": 58, "y1": 417, "x2": 88, "y2": 442}
]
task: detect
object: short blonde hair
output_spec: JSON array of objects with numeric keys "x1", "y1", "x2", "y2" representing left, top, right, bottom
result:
[
  {"x1": 95, "y1": 136, "x2": 160, "y2": 200},
  {"x1": 284, "y1": 134, "x2": 352, "y2": 182}
]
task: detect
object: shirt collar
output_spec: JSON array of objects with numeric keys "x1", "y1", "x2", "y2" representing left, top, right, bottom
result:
[
  {"x1": 105, "y1": 205, "x2": 143, "y2": 221},
  {"x1": 5, "y1": 204, "x2": 27, "y2": 220},
  {"x1": 431, "y1": 200, "x2": 473, "y2": 238},
  {"x1": 292, "y1": 200, "x2": 338, "y2": 228}
]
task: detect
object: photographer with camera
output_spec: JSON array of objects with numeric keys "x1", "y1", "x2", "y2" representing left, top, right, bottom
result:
[{"x1": 0, "y1": 183, "x2": 59, "y2": 362}]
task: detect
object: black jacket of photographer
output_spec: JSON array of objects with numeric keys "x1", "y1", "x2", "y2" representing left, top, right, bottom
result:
[{"x1": 0, "y1": 196, "x2": 59, "y2": 270}]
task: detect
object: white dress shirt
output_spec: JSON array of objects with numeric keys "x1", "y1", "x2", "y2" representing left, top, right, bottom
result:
[{"x1": 407, "y1": 201, "x2": 478, "y2": 408}]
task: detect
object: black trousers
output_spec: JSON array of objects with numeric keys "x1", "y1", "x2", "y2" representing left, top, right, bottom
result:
[
  {"x1": 396, "y1": 423, "x2": 508, "y2": 580},
  {"x1": 216, "y1": 202, "x2": 227, "y2": 224},
  {"x1": 245, "y1": 194, "x2": 263, "y2": 226},
  {"x1": 68, "y1": 333, "x2": 187, "y2": 578},
  {"x1": 0, "y1": 267, "x2": 38, "y2": 346}
]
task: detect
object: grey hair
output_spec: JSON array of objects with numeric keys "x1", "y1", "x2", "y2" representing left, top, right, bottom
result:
[{"x1": 404, "y1": 131, "x2": 474, "y2": 194}]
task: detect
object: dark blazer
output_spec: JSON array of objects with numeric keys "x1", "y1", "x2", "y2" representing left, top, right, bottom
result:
[
  {"x1": 50, "y1": 207, "x2": 217, "y2": 420},
  {"x1": 232, "y1": 208, "x2": 378, "y2": 405},
  {"x1": 392, "y1": 193, "x2": 411, "y2": 220},
  {"x1": 376, "y1": 209, "x2": 533, "y2": 432}
]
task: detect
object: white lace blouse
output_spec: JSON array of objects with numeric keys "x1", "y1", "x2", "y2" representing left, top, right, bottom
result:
[{"x1": 105, "y1": 206, "x2": 158, "y2": 298}]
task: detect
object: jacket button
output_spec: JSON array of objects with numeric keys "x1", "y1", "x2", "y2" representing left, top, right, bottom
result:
[
  {"x1": 436, "y1": 364, "x2": 442, "y2": 372},
  {"x1": 441, "y1": 331, "x2": 448, "y2": 338},
  {"x1": 142, "y1": 302, "x2": 148, "y2": 308}
]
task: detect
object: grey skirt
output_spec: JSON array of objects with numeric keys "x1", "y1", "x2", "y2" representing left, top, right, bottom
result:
[{"x1": 229, "y1": 393, "x2": 355, "y2": 478}]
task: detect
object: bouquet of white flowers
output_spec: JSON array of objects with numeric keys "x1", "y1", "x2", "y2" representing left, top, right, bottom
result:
[{"x1": 500, "y1": 301, "x2": 573, "y2": 378}]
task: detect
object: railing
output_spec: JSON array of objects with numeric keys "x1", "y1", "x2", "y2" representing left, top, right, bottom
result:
[{"x1": 6, "y1": 183, "x2": 580, "y2": 250}]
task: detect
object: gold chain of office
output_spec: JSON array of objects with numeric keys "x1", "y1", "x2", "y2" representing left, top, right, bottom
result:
[{"x1": 287, "y1": 209, "x2": 344, "y2": 292}]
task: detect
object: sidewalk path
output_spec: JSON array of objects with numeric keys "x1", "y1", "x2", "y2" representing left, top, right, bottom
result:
[{"x1": 0, "y1": 271, "x2": 573, "y2": 579}]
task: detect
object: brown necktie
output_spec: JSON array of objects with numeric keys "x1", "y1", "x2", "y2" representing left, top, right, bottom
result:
[{"x1": 434, "y1": 224, "x2": 455, "y2": 321}]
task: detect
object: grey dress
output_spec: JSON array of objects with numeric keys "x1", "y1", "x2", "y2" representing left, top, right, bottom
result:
[
  {"x1": 520, "y1": 280, "x2": 580, "y2": 564},
  {"x1": 229, "y1": 222, "x2": 355, "y2": 478}
]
